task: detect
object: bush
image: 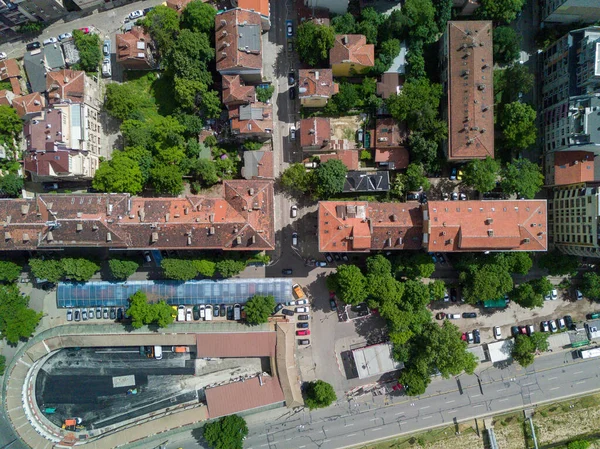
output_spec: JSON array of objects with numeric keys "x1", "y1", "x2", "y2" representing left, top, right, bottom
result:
[
  {"x1": 108, "y1": 259, "x2": 139, "y2": 280},
  {"x1": 360, "y1": 150, "x2": 371, "y2": 161},
  {"x1": 0, "y1": 260, "x2": 21, "y2": 282},
  {"x1": 244, "y1": 295, "x2": 276, "y2": 325},
  {"x1": 256, "y1": 85, "x2": 274, "y2": 103},
  {"x1": 73, "y1": 30, "x2": 102, "y2": 72}
]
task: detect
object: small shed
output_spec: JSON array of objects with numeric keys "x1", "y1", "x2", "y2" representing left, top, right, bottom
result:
[{"x1": 487, "y1": 340, "x2": 514, "y2": 363}]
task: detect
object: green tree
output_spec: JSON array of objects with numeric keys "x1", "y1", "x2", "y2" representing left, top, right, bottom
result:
[
  {"x1": 0, "y1": 285, "x2": 42, "y2": 344},
  {"x1": 512, "y1": 282, "x2": 543, "y2": 309},
  {"x1": 0, "y1": 173, "x2": 24, "y2": 197},
  {"x1": 500, "y1": 158, "x2": 544, "y2": 199},
  {"x1": 304, "y1": 380, "x2": 337, "y2": 409},
  {"x1": 93, "y1": 154, "x2": 144, "y2": 194},
  {"x1": 62, "y1": 258, "x2": 100, "y2": 281},
  {"x1": 401, "y1": 0, "x2": 438, "y2": 43},
  {"x1": 538, "y1": 250, "x2": 579, "y2": 276},
  {"x1": 406, "y1": 40, "x2": 426, "y2": 81},
  {"x1": 256, "y1": 85, "x2": 275, "y2": 103},
  {"x1": 193, "y1": 259, "x2": 216, "y2": 278},
  {"x1": 429, "y1": 280, "x2": 446, "y2": 301},
  {"x1": 161, "y1": 259, "x2": 199, "y2": 281},
  {"x1": 530, "y1": 276, "x2": 553, "y2": 297},
  {"x1": 180, "y1": 0, "x2": 216, "y2": 34},
  {"x1": 530, "y1": 332, "x2": 549, "y2": 352},
  {"x1": 461, "y1": 156, "x2": 500, "y2": 192},
  {"x1": 512, "y1": 334, "x2": 535, "y2": 367},
  {"x1": 204, "y1": 415, "x2": 248, "y2": 449},
  {"x1": 0, "y1": 104, "x2": 23, "y2": 141},
  {"x1": 244, "y1": 294, "x2": 276, "y2": 325},
  {"x1": 216, "y1": 259, "x2": 247, "y2": 278},
  {"x1": 73, "y1": 30, "x2": 102, "y2": 72},
  {"x1": 104, "y1": 83, "x2": 149, "y2": 120},
  {"x1": 493, "y1": 26, "x2": 521, "y2": 66},
  {"x1": 494, "y1": 63, "x2": 534, "y2": 104},
  {"x1": 0, "y1": 260, "x2": 21, "y2": 282},
  {"x1": 394, "y1": 252, "x2": 435, "y2": 279},
  {"x1": 405, "y1": 163, "x2": 431, "y2": 192},
  {"x1": 141, "y1": 5, "x2": 180, "y2": 55},
  {"x1": 0, "y1": 354, "x2": 5, "y2": 376},
  {"x1": 295, "y1": 21, "x2": 335, "y2": 67},
  {"x1": 460, "y1": 263, "x2": 513, "y2": 304},
  {"x1": 150, "y1": 164, "x2": 184, "y2": 196},
  {"x1": 432, "y1": 0, "x2": 453, "y2": 31},
  {"x1": 190, "y1": 159, "x2": 219, "y2": 187},
  {"x1": 374, "y1": 38, "x2": 402, "y2": 75},
  {"x1": 314, "y1": 159, "x2": 348, "y2": 199},
  {"x1": 366, "y1": 255, "x2": 392, "y2": 277},
  {"x1": 28, "y1": 259, "x2": 64, "y2": 283},
  {"x1": 386, "y1": 79, "x2": 444, "y2": 134},
  {"x1": 398, "y1": 366, "x2": 429, "y2": 396},
  {"x1": 477, "y1": 0, "x2": 525, "y2": 24},
  {"x1": 329, "y1": 264, "x2": 367, "y2": 305},
  {"x1": 127, "y1": 291, "x2": 154, "y2": 329},
  {"x1": 500, "y1": 101, "x2": 537, "y2": 150},
  {"x1": 280, "y1": 163, "x2": 312, "y2": 194},
  {"x1": 581, "y1": 272, "x2": 600, "y2": 301},
  {"x1": 331, "y1": 13, "x2": 356, "y2": 34},
  {"x1": 568, "y1": 441, "x2": 591, "y2": 449},
  {"x1": 329, "y1": 82, "x2": 359, "y2": 112},
  {"x1": 108, "y1": 259, "x2": 139, "y2": 280},
  {"x1": 154, "y1": 300, "x2": 175, "y2": 328},
  {"x1": 357, "y1": 8, "x2": 384, "y2": 45}
]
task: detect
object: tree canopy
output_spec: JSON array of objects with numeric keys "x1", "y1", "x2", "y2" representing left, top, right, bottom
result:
[
  {"x1": 204, "y1": 415, "x2": 248, "y2": 449},
  {"x1": 93, "y1": 153, "x2": 144, "y2": 195},
  {"x1": 29, "y1": 258, "x2": 99, "y2": 283},
  {"x1": 244, "y1": 295, "x2": 276, "y2": 325},
  {"x1": 401, "y1": 0, "x2": 439, "y2": 44},
  {"x1": 0, "y1": 260, "x2": 21, "y2": 282},
  {"x1": 180, "y1": 0, "x2": 216, "y2": 34},
  {"x1": 0, "y1": 104, "x2": 23, "y2": 142},
  {"x1": 280, "y1": 163, "x2": 313, "y2": 194},
  {"x1": 477, "y1": 0, "x2": 526, "y2": 24},
  {"x1": 511, "y1": 282, "x2": 544, "y2": 309},
  {"x1": 538, "y1": 250, "x2": 579, "y2": 276},
  {"x1": 0, "y1": 285, "x2": 42, "y2": 344},
  {"x1": 313, "y1": 159, "x2": 348, "y2": 199},
  {"x1": 459, "y1": 262, "x2": 513, "y2": 304},
  {"x1": 500, "y1": 158, "x2": 544, "y2": 198},
  {"x1": 328, "y1": 264, "x2": 367, "y2": 305},
  {"x1": 512, "y1": 333, "x2": 548, "y2": 367},
  {"x1": 386, "y1": 79, "x2": 444, "y2": 134},
  {"x1": 581, "y1": 272, "x2": 600, "y2": 301},
  {"x1": 499, "y1": 101, "x2": 537, "y2": 150},
  {"x1": 495, "y1": 63, "x2": 534, "y2": 104},
  {"x1": 461, "y1": 156, "x2": 500, "y2": 192},
  {"x1": 304, "y1": 380, "x2": 337, "y2": 409},
  {"x1": 493, "y1": 26, "x2": 521, "y2": 66},
  {"x1": 0, "y1": 173, "x2": 24, "y2": 197},
  {"x1": 141, "y1": 5, "x2": 180, "y2": 55},
  {"x1": 72, "y1": 30, "x2": 102, "y2": 72},
  {"x1": 126, "y1": 291, "x2": 174, "y2": 329},
  {"x1": 295, "y1": 21, "x2": 335, "y2": 67},
  {"x1": 108, "y1": 259, "x2": 139, "y2": 281}
]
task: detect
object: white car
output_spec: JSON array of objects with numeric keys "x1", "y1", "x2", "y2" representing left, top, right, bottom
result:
[
  {"x1": 551, "y1": 289, "x2": 558, "y2": 300},
  {"x1": 58, "y1": 33, "x2": 72, "y2": 41},
  {"x1": 291, "y1": 205, "x2": 297, "y2": 218},
  {"x1": 129, "y1": 10, "x2": 144, "y2": 20},
  {"x1": 493, "y1": 326, "x2": 501, "y2": 339},
  {"x1": 186, "y1": 308, "x2": 192, "y2": 321},
  {"x1": 200, "y1": 305, "x2": 206, "y2": 319},
  {"x1": 177, "y1": 305, "x2": 185, "y2": 321},
  {"x1": 43, "y1": 37, "x2": 58, "y2": 46},
  {"x1": 576, "y1": 289, "x2": 583, "y2": 300},
  {"x1": 296, "y1": 299, "x2": 308, "y2": 305},
  {"x1": 0, "y1": 52, "x2": 6, "y2": 60},
  {"x1": 290, "y1": 126, "x2": 296, "y2": 141},
  {"x1": 66, "y1": 308, "x2": 73, "y2": 321},
  {"x1": 443, "y1": 291, "x2": 450, "y2": 302},
  {"x1": 295, "y1": 307, "x2": 309, "y2": 313},
  {"x1": 549, "y1": 320, "x2": 558, "y2": 333},
  {"x1": 287, "y1": 300, "x2": 298, "y2": 306},
  {"x1": 102, "y1": 58, "x2": 112, "y2": 78}
]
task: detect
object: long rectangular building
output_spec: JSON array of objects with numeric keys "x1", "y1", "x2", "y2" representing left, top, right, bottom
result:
[{"x1": 0, "y1": 180, "x2": 274, "y2": 251}]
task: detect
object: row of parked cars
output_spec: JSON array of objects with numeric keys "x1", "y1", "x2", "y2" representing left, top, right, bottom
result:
[
  {"x1": 462, "y1": 329, "x2": 481, "y2": 344},
  {"x1": 273, "y1": 300, "x2": 311, "y2": 345},
  {"x1": 436, "y1": 312, "x2": 477, "y2": 320},
  {"x1": 509, "y1": 315, "x2": 575, "y2": 336},
  {"x1": 176, "y1": 304, "x2": 242, "y2": 321},
  {"x1": 67, "y1": 307, "x2": 124, "y2": 322}
]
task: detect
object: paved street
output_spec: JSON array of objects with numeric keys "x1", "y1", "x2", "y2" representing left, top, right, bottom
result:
[{"x1": 154, "y1": 351, "x2": 600, "y2": 449}]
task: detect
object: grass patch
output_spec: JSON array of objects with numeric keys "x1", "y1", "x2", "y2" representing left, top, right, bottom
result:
[
  {"x1": 122, "y1": 71, "x2": 177, "y2": 119},
  {"x1": 0, "y1": 80, "x2": 12, "y2": 92},
  {"x1": 356, "y1": 424, "x2": 478, "y2": 449}
]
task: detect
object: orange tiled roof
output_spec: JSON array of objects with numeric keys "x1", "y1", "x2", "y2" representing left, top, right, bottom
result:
[
  {"x1": 222, "y1": 75, "x2": 255, "y2": 105},
  {"x1": 374, "y1": 147, "x2": 409, "y2": 169},
  {"x1": 298, "y1": 69, "x2": 338, "y2": 99},
  {"x1": 330, "y1": 34, "x2": 375, "y2": 67},
  {"x1": 46, "y1": 69, "x2": 85, "y2": 105},
  {"x1": 553, "y1": 151, "x2": 594, "y2": 186},
  {"x1": 425, "y1": 200, "x2": 547, "y2": 252},
  {"x1": 0, "y1": 59, "x2": 20, "y2": 80},
  {"x1": 0, "y1": 90, "x2": 12, "y2": 107},
  {"x1": 166, "y1": 0, "x2": 194, "y2": 13},
  {"x1": 116, "y1": 26, "x2": 153, "y2": 67},
  {"x1": 215, "y1": 9, "x2": 262, "y2": 73},
  {"x1": 319, "y1": 150, "x2": 358, "y2": 170},
  {"x1": 299, "y1": 117, "x2": 330, "y2": 148},
  {"x1": 11, "y1": 92, "x2": 44, "y2": 117},
  {"x1": 229, "y1": 102, "x2": 273, "y2": 134},
  {"x1": 238, "y1": 0, "x2": 269, "y2": 17},
  {"x1": 375, "y1": 118, "x2": 407, "y2": 148},
  {"x1": 446, "y1": 21, "x2": 494, "y2": 160}
]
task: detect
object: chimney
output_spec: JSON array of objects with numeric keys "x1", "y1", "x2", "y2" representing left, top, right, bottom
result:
[
  {"x1": 106, "y1": 232, "x2": 112, "y2": 242},
  {"x1": 76, "y1": 223, "x2": 83, "y2": 232},
  {"x1": 342, "y1": 35, "x2": 348, "y2": 45},
  {"x1": 47, "y1": 231, "x2": 53, "y2": 242},
  {"x1": 151, "y1": 232, "x2": 159, "y2": 243}
]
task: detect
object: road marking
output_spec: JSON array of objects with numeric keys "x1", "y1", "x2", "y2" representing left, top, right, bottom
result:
[
  {"x1": 471, "y1": 394, "x2": 480, "y2": 398},
  {"x1": 372, "y1": 428, "x2": 382, "y2": 432},
  {"x1": 395, "y1": 412, "x2": 404, "y2": 416},
  {"x1": 447, "y1": 409, "x2": 456, "y2": 414},
  {"x1": 286, "y1": 437, "x2": 293, "y2": 441},
  {"x1": 522, "y1": 382, "x2": 535, "y2": 387},
  {"x1": 445, "y1": 400, "x2": 455, "y2": 404},
  {"x1": 299, "y1": 446, "x2": 306, "y2": 448},
  {"x1": 548, "y1": 377, "x2": 557, "y2": 381},
  {"x1": 345, "y1": 423, "x2": 354, "y2": 427},
  {"x1": 399, "y1": 421, "x2": 407, "y2": 425},
  {"x1": 499, "y1": 398, "x2": 509, "y2": 402},
  {"x1": 576, "y1": 380, "x2": 586, "y2": 385},
  {"x1": 347, "y1": 433, "x2": 357, "y2": 437},
  {"x1": 550, "y1": 387, "x2": 560, "y2": 390},
  {"x1": 422, "y1": 416, "x2": 432, "y2": 420},
  {"x1": 497, "y1": 388, "x2": 507, "y2": 392},
  {"x1": 574, "y1": 371, "x2": 583, "y2": 375},
  {"x1": 323, "y1": 439, "x2": 330, "y2": 443},
  {"x1": 420, "y1": 406, "x2": 430, "y2": 410},
  {"x1": 474, "y1": 404, "x2": 485, "y2": 408},
  {"x1": 370, "y1": 418, "x2": 378, "y2": 421}
]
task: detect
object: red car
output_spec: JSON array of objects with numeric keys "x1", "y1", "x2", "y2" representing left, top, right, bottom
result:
[
  {"x1": 296, "y1": 329, "x2": 310, "y2": 336},
  {"x1": 461, "y1": 332, "x2": 467, "y2": 341},
  {"x1": 79, "y1": 27, "x2": 90, "y2": 34}
]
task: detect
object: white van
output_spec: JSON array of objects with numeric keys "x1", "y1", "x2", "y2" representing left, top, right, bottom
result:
[
  {"x1": 205, "y1": 306, "x2": 213, "y2": 321},
  {"x1": 177, "y1": 305, "x2": 185, "y2": 322},
  {"x1": 154, "y1": 345, "x2": 162, "y2": 360}
]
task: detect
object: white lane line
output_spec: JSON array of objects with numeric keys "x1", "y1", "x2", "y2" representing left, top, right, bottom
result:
[
  {"x1": 395, "y1": 412, "x2": 404, "y2": 416},
  {"x1": 420, "y1": 406, "x2": 430, "y2": 410},
  {"x1": 474, "y1": 404, "x2": 485, "y2": 408},
  {"x1": 445, "y1": 400, "x2": 455, "y2": 404},
  {"x1": 372, "y1": 428, "x2": 382, "y2": 431},
  {"x1": 471, "y1": 394, "x2": 480, "y2": 398},
  {"x1": 499, "y1": 398, "x2": 509, "y2": 402},
  {"x1": 576, "y1": 380, "x2": 586, "y2": 385},
  {"x1": 399, "y1": 421, "x2": 407, "y2": 425},
  {"x1": 522, "y1": 383, "x2": 535, "y2": 387},
  {"x1": 299, "y1": 446, "x2": 306, "y2": 448},
  {"x1": 345, "y1": 423, "x2": 354, "y2": 427},
  {"x1": 323, "y1": 440, "x2": 330, "y2": 443},
  {"x1": 286, "y1": 437, "x2": 292, "y2": 441},
  {"x1": 548, "y1": 377, "x2": 557, "y2": 380},
  {"x1": 550, "y1": 387, "x2": 560, "y2": 391},
  {"x1": 574, "y1": 371, "x2": 583, "y2": 375},
  {"x1": 347, "y1": 433, "x2": 357, "y2": 438},
  {"x1": 370, "y1": 418, "x2": 378, "y2": 421},
  {"x1": 422, "y1": 416, "x2": 432, "y2": 420},
  {"x1": 497, "y1": 388, "x2": 507, "y2": 392},
  {"x1": 447, "y1": 409, "x2": 456, "y2": 414},
  {"x1": 260, "y1": 445, "x2": 269, "y2": 447}
]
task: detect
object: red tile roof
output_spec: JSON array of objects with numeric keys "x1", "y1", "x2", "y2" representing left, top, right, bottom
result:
[
  {"x1": 319, "y1": 149, "x2": 359, "y2": 170},
  {"x1": 215, "y1": 9, "x2": 262, "y2": 73},
  {"x1": 116, "y1": 26, "x2": 153, "y2": 69},
  {"x1": 238, "y1": 0, "x2": 270, "y2": 17},
  {"x1": 374, "y1": 147, "x2": 409, "y2": 169},
  {"x1": 375, "y1": 118, "x2": 407, "y2": 148},
  {"x1": 299, "y1": 117, "x2": 330, "y2": 148},
  {"x1": 330, "y1": 34, "x2": 375, "y2": 67},
  {"x1": 11, "y1": 92, "x2": 44, "y2": 117},
  {"x1": 446, "y1": 21, "x2": 494, "y2": 160},
  {"x1": 9, "y1": 78, "x2": 21, "y2": 95},
  {"x1": 376, "y1": 72, "x2": 401, "y2": 99},
  {"x1": 205, "y1": 375, "x2": 284, "y2": 418},
  {"x1": 0, "y1": 90, "x2": 13, "y2": 107},
  {"x1": 166, "y1": 0, "x2": 194, "y2": 13},
  {"x1": 0, "y1": 59, "x2": 20, "y2": 80},
  {"x1": 318, "y1": 201, "x2": 423, "y2": 252},
  {"x1": 229, "y1": 102, "x2": 273, "y2": 135},
  {"x1": 222, "y1": 74, "x2": 255, "y2": 106},
  {"x1": 298, "y1": 69, "x2": 338, "y2": 100},
  {"x1": 46, "y1": 69, "x2": 85, "y2": 105},
  {"x1": 425, "y1": 200, "x2": 547, "y2": 252},
  {"x1": 0, "y1": 180, "x2": 275, "y2": 251},
  {"x1": 24, "y1": 148, "x2": 74, "y2": 177},
  {"x1": 552, "y1": 151, "x2": 594, "y2": 185},
  {"x1": 23, "y1": 108, "x2": 63, "y2": 151},
  {"x1": 196, "y1": 332, "x2": 276, "y2": 357}
]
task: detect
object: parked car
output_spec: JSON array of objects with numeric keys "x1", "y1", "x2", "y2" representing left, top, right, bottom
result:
[
  {"x1": 329, "y1": 299, "x2": 337, "y2": 311},
  {"x1": 78, "y1": 27, "x2": 90, "y2": 34},
  {"x1": 58, "y1": 33, "x2": 72, "y2": 41},
  {"x1": 296, "y1": 299, "x2": 308, "y2": 305},
  {"x1": 298, "y1": 314, "x2": 309, "y2": 320},
  {"x1": 551, "y1": 289, "x2": 558, "y2": 300},
  {"x1": 43, "y1": 37, "x2": 58, "y2": 46},
  {"x1": 282, "y1": 268, "x2": 293, "y2": 275},
  {"x1": 82, "y1": 309, "x2": 88, "y2": 320},
  {"x1": 557, "y1": 318, "x2": 566, "y2": 330},
  {"x1": 26, "y1": 42, "x2": 41, "y2": 51},
  {"x1": 143, "y1": 7, "x2": 155, "y2": 15},
  {"x1": 341, "y1": 254, "x2": 349, "y2": 262},
  {"x1": 129, "y1": 9, "x2": 143, "y2": 19},
  {"x1": 467, "y1": 331, "x2": 474, "y2": 343},
  {"x1": 587, "y1": 312, "x2": 600, "y2": 320},
  {"x1": 526, "y1": 324, "x2": 534, "y2": 335},
  {"x1": 186, "y1": 308, "x2": 192, "y2": 321},
  {"x1": 447, "y1": 313, "x2": 461, "y2": 319},
  {"x1": 74, "y1": 309, "x2": 81, "y2": 321},
  {"x1": 459, "y1": 193, "x2": 467, "y2": 201},
  {"x1": 96, "y1": 307, "x2": 102, "y2": 319},
  {"x1": 282, "y1": 309, "x2": 294, "y2": 316},
  {"x1": 273, "y1": 303, "x2": 283, "y2": 314},
  {"x1": 67, "y1": 308, "x2": 73, "y2": 321},
  {"x1": 292, "y1": 232, "x2": 298, "y2": 246},
  {"x1": 296, "y1": 329, "x2": 310, "y2": 336},
  {"x1": 541, "y1": 321, "x2": 549, "y2": 332},
  {"x1": 333, "y1": 253, "x2": 341, "y2": 261},
  {"x1": 437, "y1": 253, "x2": 446, "y2": 264},
  {"x1": 519, "y1": 325, "x2": 527, "y2": 335},
  {"x1": 473, "y1": 329, "x2": 480, "y2": 344},
  {"x1": 430, "y1": 253, "x2": 438, "y2": 263},
  {"x1": 450, "y1": 288, "x2": 457, "y2": 302},
  {"x1": 450, "y1": 167, "x2": 457, "y2": 180},
  {"x1": 451, "y1": 192, "x2": 458, "y2": 200},
  {"x1": 298, "y1": 339, "x2": 310, "y2": 345},
  {"x1": 102, "y1": 58, "x2": 112, "y2": 78},
  {"x1": 289, "y1": 87, "x2": 296, "y2": 99},
  {"x1": 493, "y1": 326, "x2": 502, "y2": 339},
  {"x1": 144, "y1": 251, "x2": 151, "y2": 263},
  {"x1": 462, "y1": 312, "x2": 477, "y2": 318},
  {"x1": 576, "y1": 290, "x2": 583, "y2": 300},
  {"x1": 442, "y1": 192, "x2": 449, "y2": 201},
  {"x1": 288, "y1": 72, "x2": 295, "y2": 85},
  {"x1": 227, "y1": 305, "x2": 234, "y2": 320},
  {"x1": 89, "y1": 308, "x2": 95, "y2": 319},
  {"x1": 407, "y1": 192, "x2": 420, "y2": 201},
  {"x1": 220, "y1": 304, "x2": 226, "y2": 317},
  {"x1": 117, "y1": 308, "x2": 124, "y2": 321},
  {"x1": 564, "y1": 315, "x2": 573, "y2": 330},
  {"x1": 357, "y1": 128, "x2": 364, "y2": 143},
  {"x1": 511, "y1": 326, "x2": 520, "y2": 337},
  {"x1": 199, "y1": 305, "x2": 205, "y2": 319},
  {"x1": 287, "y1": 40, "x2": 293, "y2": 52},
  {"x1": 544, "y1": 293, "x2": 551, "y2": 301},
  {"x1": 457, "y1": 170, "x2": 463, "y2": 181},
  {"x1": 325, "y1": 253, "x2": 333, "y2": 264},
  {"x1": 550, "y1": 320, "x2": 558, "y2": 332},
  {"x1": 286, "y1": 20, "x2": 293, "y2": 37},
  {"x1": 296, "y1": 307, "x2": 309, "y2": 313},
  {"x1": 0, "y1": 52, "x2": 7, "y2": 61},
  {"x1": 103, "y1": 308, "x2": 109, "y2": 319},
  {"x1": 193, "y1": 306, "x2": 200, "y2": 321},
  {"x1": 443, "y1": 290, "x2": 450, "y2": 302},
  {"x1": 297, "y1": 322, "x2": 309, "y2": 329},
  {"x1": 291, "y1": 205, "x2": 297, "y2": 218},
  {"x1": 289, "y1": 126, "x2": 296, "y2": 140},
  {"x1": 436, "y1": 312, "x2": 446, "y2": 320}
]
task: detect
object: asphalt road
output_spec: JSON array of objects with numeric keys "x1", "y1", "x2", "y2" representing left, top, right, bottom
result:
[{"x1": 156, "y1": 350, "x2": 600, "y2": 449}]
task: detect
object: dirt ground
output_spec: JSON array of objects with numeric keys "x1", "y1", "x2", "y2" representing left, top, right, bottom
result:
[{"x1": 330, "y1": 115, "x2": 364, "y2": 148}]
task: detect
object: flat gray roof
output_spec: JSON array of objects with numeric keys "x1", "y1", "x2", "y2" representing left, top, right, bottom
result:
[
  {"x1": 238, "y1": 24, "x2": 260, "y2": 52},
  {"x1": 352, "y1": 342, "x2": 403, "y2": 379}
]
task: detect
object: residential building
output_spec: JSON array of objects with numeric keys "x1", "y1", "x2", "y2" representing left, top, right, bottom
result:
[
  {"x1": 236, "y1": 0, "x2": 270, "y2": 30},
  {"x1": 441, "y1": 21, "x2": 494, "y2": 161},
  {"x1": 541, "y1": 27, "x2": 600, "y2": 154},
  {"x1": 343, "y1": 171, "x2": 390, "y2": 193},
  {"x1": 330, "y1": 34, "x2": 375, "y2": 77},
  {"x1": 298, "y1": 69, "x2": 338, "y2": 107},
  {"x1": 376, "y1": 41, "x2": 407, "y2": 100},
  {"x1": 0, "y1": 58, "x2": 22, "y2": 95},
  {"x1": 318, "y1": 200, "x2": 548, "y2": 253},
  {"x1": 0, "y1": 1, "x2": 31, "y2": 40},
  {"x1": 222, "y1": 75, "x2": 255, "y2": 106},
  {"x1": 546, "y1": 151, "x2": 595, "y2": 187},
  {"x1": 541, "y1": 0, "x2": 600, "y2": 23},
  {"x1": 215, "y1": 9, "x2": 262, "y2": 83},
  {"x1": 373, "y1": 118, "x2": 409, "y2": 170},
  {"x1": 12, "y1": 92, "x2": 45, "y2": 119},
  {"x1": 453, "y1": 0, "x2": 481, "y2": 16},
  {"x1": 23, "y1": 105, "x2": 100, "y2": 181},
  {"x1": 299, "y1": 117, "x2": 330, "y2": 151},
  {"x1": 23, "y1": 49, "x2": 48, "y2": 93},
  {"x1": 0, "y1": 180, "x2": 275, "y2": 251},
  {"x1": 166, "y1": 0, "x2": 194, "y2": 14},
  {"x1": 70, "y1": 0, "x2": 106, "y2": 10},
  {"x1": 548, "y1": 181, "x2": 600, "y2": 257},
  {"x1": 46, "y1": 69, "x2": 102, "y2": 110},
  {"x1": 43, "y1": 44, "x2": 65, "y2": 71},
  {"x1": 14, "y1": 0, "x2": 67, "y2": 23},
  {"x1": 116, "y1": 26, "x2": 155, "y2": 71},
  {"x1": 319, "y1": 150, "x2": 358, "y2": 170},
  {"x1": 0, "y1": 89, "x2": 15, "y2": 107},
  {"x1": 304, "y1": 0, "x2": 348, "y2": 15},
  {"x1": 229, "y1": 102, "x2": 273, "y2": 139},
  {"x1": 242, "y1": 150, "x2": 274, "y2": 179}
]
